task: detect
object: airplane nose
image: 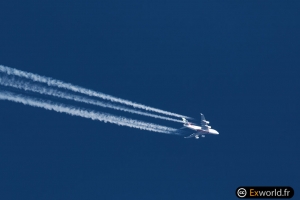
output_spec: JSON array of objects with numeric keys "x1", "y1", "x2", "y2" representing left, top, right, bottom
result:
[{"x1": 210, "y1": 129, "x2": 219, "y2": 135}]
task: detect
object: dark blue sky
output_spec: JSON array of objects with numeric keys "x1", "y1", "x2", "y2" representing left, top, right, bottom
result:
[{"x1": 0, "y1": 1, "x2": 299, "y2": 199}]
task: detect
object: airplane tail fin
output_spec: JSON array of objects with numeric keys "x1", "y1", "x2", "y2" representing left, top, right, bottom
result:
[{"x1": 182, "y1": 117, "x2": 189, "y2": 125}]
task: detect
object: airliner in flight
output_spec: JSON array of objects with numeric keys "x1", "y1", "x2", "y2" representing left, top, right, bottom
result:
[{"x1": 182, "y1": 113, "x2": 219, "y2": 139}]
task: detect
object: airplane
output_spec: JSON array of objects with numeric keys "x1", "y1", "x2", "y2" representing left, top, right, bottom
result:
[{"x1": 181, "y1": 113, "x2": 219, "y2": 139}]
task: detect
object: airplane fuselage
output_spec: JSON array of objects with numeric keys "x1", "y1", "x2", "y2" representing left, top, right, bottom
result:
[{"x1": 184, "y1": 124, "x2": 219, "y2": 135}]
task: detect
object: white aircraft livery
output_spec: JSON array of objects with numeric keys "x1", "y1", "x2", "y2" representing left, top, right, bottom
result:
[{"x1": 182, "y1": 113, "x2": 219, "y2": 139}]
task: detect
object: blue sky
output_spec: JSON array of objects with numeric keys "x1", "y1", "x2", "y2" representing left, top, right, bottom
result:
[{"x1": 0, "y1": 1, "x2": 299, "y2": 199}]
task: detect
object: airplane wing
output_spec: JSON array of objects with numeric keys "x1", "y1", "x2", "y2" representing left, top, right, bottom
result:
[
  {"x1": 200, "y1": 113, "x2": 211, "y2": 130},
  {"x1": 184, "y1": 132, "x2": 199, "y2": 139}
]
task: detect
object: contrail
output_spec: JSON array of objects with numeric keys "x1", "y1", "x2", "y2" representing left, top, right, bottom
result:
[
  {"x1": 0, "y1": 65, "x2": 190, "y2": 119},
  {"x1": 0, "y1": 90, "x2": 179, "y2": 134},
  {"x1": 0, "y1": 76, "x2": 183, "y2": 123}
]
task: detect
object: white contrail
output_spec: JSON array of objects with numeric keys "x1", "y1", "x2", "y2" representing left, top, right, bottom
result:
[
  {"x1": 0, "y1": 90, "x2": 179, "y2": 134},
  {"x1": 0, "y1": 77, "x2": 183, "y2": 123},
  {"x1": 0, "y1": 65, "x2": 190, "y2": 119}
]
